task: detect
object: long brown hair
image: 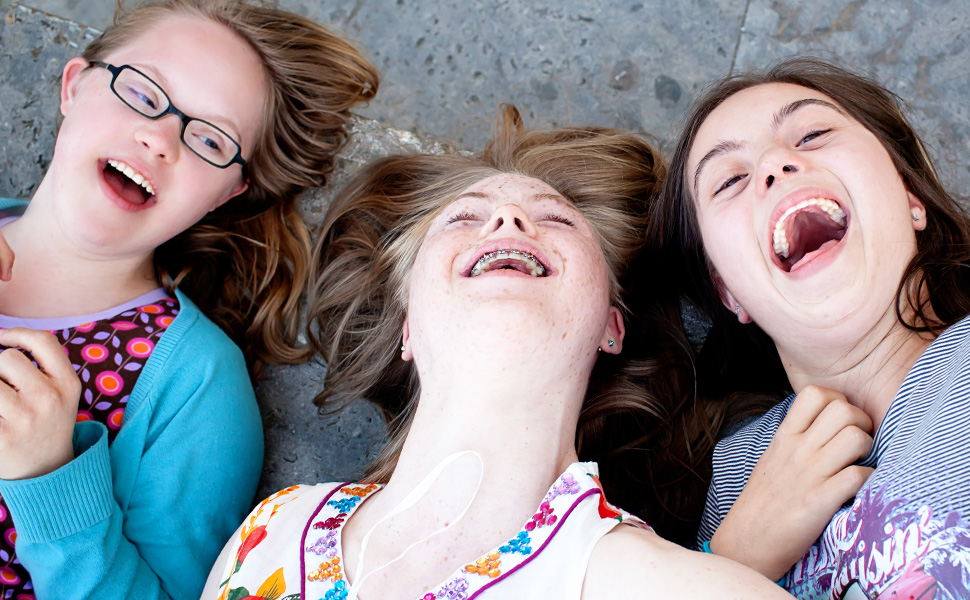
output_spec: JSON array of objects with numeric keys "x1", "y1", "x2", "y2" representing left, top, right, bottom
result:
[
  {"x1": 308, "y1": 106, "x2": 713, "y2": 544},
  {"x1": 653, "y1": 57, "x2": 970, "y2": 400},
  {"x1": 82, "y1": 0, "x2": 379, "y2": 372}
]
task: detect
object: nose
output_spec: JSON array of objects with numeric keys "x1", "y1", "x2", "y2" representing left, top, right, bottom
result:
[
  {"x1": 133, "y1": 115, "x2": 181, "y2": 162},
  {"x1": 757, "y1": 150, "x2": 803, "y2": 196},
  {"x1": 481, "y1": 203, "x2": 537, "y2": 237}
]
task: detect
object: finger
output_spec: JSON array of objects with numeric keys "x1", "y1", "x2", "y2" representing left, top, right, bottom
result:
[
  {"x1": 0, "y1": 328, "x2": 75, "y2": 382},
  {"x1": 0, "y1": 233, "x2": 14, "y2": 281},
  {"x1": 778, "y1": 385, "x2": 847, "y2": 435},
  {"x1": 822, "y1": 465, "x2": 874, "y2": 508},
  {"x1": 815, "y1": 425, "x2": 873, "y2": 477},
  {"x1": 804, "y1": 399, "x2": 874, "y2": 450},
  {"x1": 0, "y1": 346, "x2": 42, "y2": 392}
]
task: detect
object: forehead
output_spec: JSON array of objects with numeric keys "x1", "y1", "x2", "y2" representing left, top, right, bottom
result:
[
  {"x1": 103, "y1": 14, "x2": 268, "y2": 146},
  {"x1": 456, "y1": 173, "x2": 564, "y2": 201},
  {"x1": 689, "y1": 83, "x2": 842, "y2": 165}
]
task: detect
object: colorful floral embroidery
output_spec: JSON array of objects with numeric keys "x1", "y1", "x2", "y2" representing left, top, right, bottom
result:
[
  {"x1": 498, "y1": 531, "x2": 532, "y2": 555},
  {"x1": 431, "y1": 574, "x2": 469, "y2": 599},
  {"x1": 307, "y1": 556, "x2": 343, "y2": 583},
  {"x1": 327, "y1": 497, "x2": 362, "y2": 513},
  {"x1": 464, "y1": 551, "x2": 502, "y2": 578},
  {"x1": 306, "y1": 530, "x2": 338, "y2": 557},
  {"x1": 523, "y1": 500, "x2": 556, "y2": 531},
  {"x1": 313, "y1": 514, "x2": 347, "y2": 530}
]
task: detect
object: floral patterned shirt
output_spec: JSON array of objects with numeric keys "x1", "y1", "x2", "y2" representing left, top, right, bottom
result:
[{"x1": 210, "y1": 462, "x2": 644, "y2": 600}]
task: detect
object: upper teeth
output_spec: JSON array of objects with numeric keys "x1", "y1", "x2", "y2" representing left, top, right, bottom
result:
[
  {"x1": 772, "y1": 198, "x2": 846, "y2": 258},
  {"x1": 470, "y1": 249, "x2": 546, "y2": 277},
  {"x1": 108, "y1": 159, "x2": 155, "y2": 196}
]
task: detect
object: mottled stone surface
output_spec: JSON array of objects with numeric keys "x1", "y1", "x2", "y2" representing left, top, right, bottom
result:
[{"x1": 0, "y1": 5, "x2": 97, "y2": 199}]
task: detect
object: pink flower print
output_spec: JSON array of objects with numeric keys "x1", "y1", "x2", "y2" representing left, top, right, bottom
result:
[
  {"x1": 156, "y1": 315, "x2": 175, "y2": 328},
  {"x1": 107, "y1": 408, "x2": 126, "y2": 430},
  {"x1": 0, "y1": 504, "x2": 7, "y2": 521},
  {"x1": 4, "y1": 528, "x2": 16, "y2": 548},
  {"x1": 0, "y1": 566, "x2": 20, "y2": 585},
  {"x1": 76, "y1": 321, "x2": 96, "y2": 332},
  {"x1": 138, "y1": 304, "x2": 163, "y2": 314},
  {"x1": 110, "y1": 321, "x2": 138, "y2": 331},
  {"x1": 81, "y1": 343, "x2": 109, "y2": 363},
  {"x1": 76, "y1": 410, "x2": 94, "y2": 423},
  {"x1": 95, "y1": 371, "x2": 123, "y2": 395},
  {"x1": 126, "y1": 338, "x2": 154, "y2": 358},
  {"x1": 17, "y1": 595, "x2": 36, "y2": 600}
]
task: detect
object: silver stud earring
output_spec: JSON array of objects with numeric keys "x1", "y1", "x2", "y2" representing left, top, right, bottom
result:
[
  {"x1": 912, "y1": 211, "x2": 921, "y2": 221},
  {"x1": 735, "y1": 304, "x2": 741, "y2": 316},
  {"x1": 400, "y1": 344, "x2": 406, "y2": 352},
  {"x1": 608, "y1": 339, "x2": 615, "y2": 347}
]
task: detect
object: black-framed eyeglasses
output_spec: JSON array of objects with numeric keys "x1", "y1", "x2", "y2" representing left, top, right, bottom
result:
[{"x1": 90, "y1": 61, "x2": 246, "y2": 169}]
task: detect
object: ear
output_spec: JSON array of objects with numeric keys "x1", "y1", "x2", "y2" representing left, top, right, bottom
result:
[
  {"x1": 211, "y1": 178, "x2": 249, "y2": 212},
  {"x1": 400, "y1": 317, "x2": 413, "y2": 361},
  {"x1": 598, "y1": 306, "x2": 625, "y2": 355},
  {"x1": 60, "y1": 57, "x2": 91, "y2": 117},
  {"x1": 713, "y1": 272, "x2": 751, "y2": 324},
  {"x1": 907, "y1": 191, "x2": 927, "y2": 232}
]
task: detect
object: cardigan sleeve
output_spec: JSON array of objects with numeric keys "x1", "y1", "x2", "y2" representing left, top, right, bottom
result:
[{"x1": 0, "y1": 304, "x2": 263, "y2": 599}]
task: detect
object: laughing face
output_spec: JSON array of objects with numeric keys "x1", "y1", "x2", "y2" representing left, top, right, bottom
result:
[
  {"x1": 403, "y1": 173, "x2": 623, "y2": 374},
  {"x1": 45, "y1": 14, "x2": 267, "y2": 260},
  {"x1": 688, "y1": 83, "x2": 926, "y2": 347}
]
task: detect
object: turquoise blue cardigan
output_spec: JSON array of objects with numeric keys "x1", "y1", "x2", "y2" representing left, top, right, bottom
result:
[{"x1": 0, "y1": 287, "x2": 263, "y2": 599}]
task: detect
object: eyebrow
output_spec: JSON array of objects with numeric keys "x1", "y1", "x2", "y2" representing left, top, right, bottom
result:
[
  {"x1": 691, "y1": 97, "x2": 848, "y2": 196},
  {"x1": 132, "y1": 62, "x2": 244, "y2": 139}
]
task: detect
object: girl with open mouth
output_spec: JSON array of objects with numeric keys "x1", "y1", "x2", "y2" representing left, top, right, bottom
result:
[
  {"x1": 655, "y1": 57, "x2": 970, "y2": 599},
  {"x1": 203, "y1": 106, "x2": 794, "y2": 599},
  {"x1": 0, "y1": 0, "x2": 378, "y2": 598}
]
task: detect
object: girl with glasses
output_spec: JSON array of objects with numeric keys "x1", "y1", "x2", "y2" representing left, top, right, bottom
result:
[
  {"x1": 0, "y1": 0, "x2": 378, "y2": 598},
  {"x1": 654, "y1": 57, "x2": 970, "y2": 599},
  {"x1": 202, "y1": 107, "x2": 794, "y2": 600}
]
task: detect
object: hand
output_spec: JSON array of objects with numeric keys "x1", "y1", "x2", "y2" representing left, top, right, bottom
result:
[
  {"x1": 0, "y1": 328, "x2": 81, "y2": 480},
  {"x1": 710, "y1": 385, "x2": 874, "y2": 581}
]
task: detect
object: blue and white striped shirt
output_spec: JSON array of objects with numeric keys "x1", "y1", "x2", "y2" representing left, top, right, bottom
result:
[{"x1": 698, "y1": 314, "x2": 970, "y2": 600}]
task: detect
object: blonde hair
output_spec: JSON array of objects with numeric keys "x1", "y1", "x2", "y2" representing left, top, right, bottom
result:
[
  {"x1": 82, "y1": 0, "x2": 379, "y2": 371},
  {"x1": 308, "y1": 107, "x2": 706, "y2": 541}
]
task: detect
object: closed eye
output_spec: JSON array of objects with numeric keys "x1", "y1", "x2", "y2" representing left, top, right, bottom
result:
[
  {"x1": 715, "y1": 174, "x2": 746, "y2": 196},
  {"x1": 538, "y1": 213, "x2": 574, "y2": 227},
  {"x1": 796, "y1": 129, "x2": 831, "y2": 147},
  {"x1": 445, "y1": 211, "x2": 478, "y2": 225}
]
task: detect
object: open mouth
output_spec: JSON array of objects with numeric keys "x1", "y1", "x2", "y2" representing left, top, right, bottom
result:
[
  {"x1": 469, "y1": 249, "x2": 548, "y2": 277},
  {"x1": 103, "y1": 159, "x2": 156, "y2": 206},
  {"x1": 771, "y1": 198, "x2": 847, "y2": 272}
]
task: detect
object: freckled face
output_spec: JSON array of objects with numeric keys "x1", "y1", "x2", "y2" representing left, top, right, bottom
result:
[
  {"x1": 687, "y1": 83, "x2": 924, "y2": 343},
  {"x1": 405, "y1": 173, "x2": 614, "y2": 368}
]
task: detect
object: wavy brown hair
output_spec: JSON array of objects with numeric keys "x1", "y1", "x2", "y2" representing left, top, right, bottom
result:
[
  {"x1": 82, "y1": 0, "x2": 379, "y2": 372},
  {"x1": 307, "y1": 106, "x2": 715, "y2": 544},
  {"x1": 653, "y1": 56, "x2": 970, "y2": 400}
]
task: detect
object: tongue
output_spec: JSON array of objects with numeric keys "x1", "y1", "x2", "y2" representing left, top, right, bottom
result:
[
  {"x1": 104, "y1": 166, "x2": 149, "y2": 205},
  {"x1": 486, "y1": 258, "x2": 531, "y2": 275},
  {"x1": 783, "y1": 209, "x2": 846, "y2": 270}
]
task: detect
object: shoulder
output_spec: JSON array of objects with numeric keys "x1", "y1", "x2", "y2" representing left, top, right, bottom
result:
[
  {"x1": 583, "y1": 526, "x2": 791, "y2": 599},
  {"x1": 713, "y1": 395, "x2": 795, "y2": 464}
]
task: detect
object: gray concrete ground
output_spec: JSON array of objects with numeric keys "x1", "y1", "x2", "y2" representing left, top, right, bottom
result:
[{"x1": 3, "y1": 0, "x2": 970, "y2": 498}]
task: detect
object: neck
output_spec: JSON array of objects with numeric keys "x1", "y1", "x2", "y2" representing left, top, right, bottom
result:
[
  {"x1": 778, "y1": 309, "x2": 933, "y2": 429},
  {"x1": 0, "y1": 180, "x2": 157, "y2": 317}
]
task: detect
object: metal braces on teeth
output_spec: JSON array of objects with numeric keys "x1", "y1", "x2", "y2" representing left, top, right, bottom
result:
[{"x1": 471, "y1": 249, "x2": 546, "y2": 276}]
